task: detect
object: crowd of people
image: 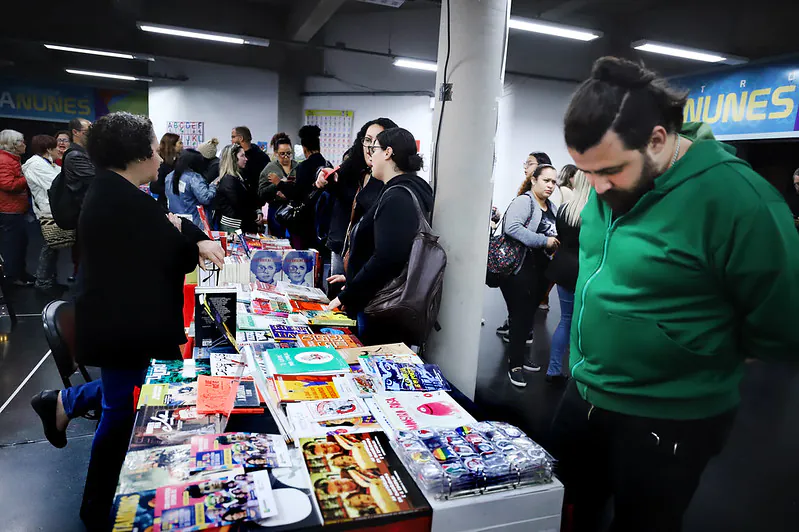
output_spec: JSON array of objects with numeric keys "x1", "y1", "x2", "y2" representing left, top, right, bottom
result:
[{"x1": 3, "y1": 53, "x2": 799, "y2": 532}]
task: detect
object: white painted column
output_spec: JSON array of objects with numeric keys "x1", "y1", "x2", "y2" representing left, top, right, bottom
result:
[{"x1": 426, "y1": 0, "x2": 511, "y2": 399}]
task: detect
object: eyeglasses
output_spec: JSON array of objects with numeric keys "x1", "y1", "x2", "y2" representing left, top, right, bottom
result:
[
  {"x1": 277, "y1": 152, "x2": 292, "y2": 158},
  {"x1": 366, "y1": 144, "x2": 383, "y2": 155},
  {"x1": 524, "y1": 161, "x2": 537, "y2": 168},
  {"x1": 361, "y1": 137, "x2": 375, "y2": 147},
  {"x1": 57, "y1": 139, "x2": 70, "y2": 144}
]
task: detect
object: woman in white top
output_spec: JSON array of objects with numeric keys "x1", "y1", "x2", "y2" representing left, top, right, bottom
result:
[{"x1": 22, "y1": 134, "x2": 72, "y2": 293}]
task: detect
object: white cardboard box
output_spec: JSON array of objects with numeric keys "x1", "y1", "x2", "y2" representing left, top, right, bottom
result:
[{"x1": 429, "y1": 479, "x2": 564, "y2": 532}]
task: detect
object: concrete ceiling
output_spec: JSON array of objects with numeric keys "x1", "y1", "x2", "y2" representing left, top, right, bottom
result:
[{"x1": 0, "y1": 0, "x2": 796, "y2": 89}]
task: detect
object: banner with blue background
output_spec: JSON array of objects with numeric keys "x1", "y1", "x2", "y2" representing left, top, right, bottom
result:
[
  {"x1": 0, "y1": 81, "x2": 95, "y2": 122},
  {"x1": 673, "y1": 61, "x2": 799, "y2": 140}
]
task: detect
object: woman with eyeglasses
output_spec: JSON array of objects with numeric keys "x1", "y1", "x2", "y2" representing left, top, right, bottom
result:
[
  {"x1": 259, "y1": 133, "x2": 297, "y2": 237},
  {"x1": 316, "y1": 118, "x2": 398, "y2": 295},
  {"x1": 214, "y1": 143, "x2": 260, "y2": 233},
  {"x1": 498, "y1": 163, "x2": 560, "y2": 388},
  {"x1": 0, "y1": 129, "x2": 34, "y2": 287},
  {"x1": 327, "y1": 127, "x2": 433, "y2": 345},
  {"x1": 54, "y1": 131, "x2": 70, "y2": 166}
]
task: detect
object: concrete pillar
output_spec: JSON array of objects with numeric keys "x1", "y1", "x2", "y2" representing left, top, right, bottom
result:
[
  {"x1": 277, "y1": 72, "x2": 304, "y2": 144},
  {"x1": 426, "y1": 0, "x2": 511, "y2": 399}
]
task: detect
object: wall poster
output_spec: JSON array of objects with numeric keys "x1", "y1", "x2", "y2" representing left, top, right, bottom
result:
[
  {"x1": 167, "y1": 121, "x2": 205, "y2": 148},
  {"x1": 304, "y1": 110, "x2": 354, "y2": 166}
]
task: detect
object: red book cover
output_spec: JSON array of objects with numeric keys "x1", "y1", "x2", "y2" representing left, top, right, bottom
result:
[{"x1": 197, "y1": 376, "x2": 239, "y2": 416}]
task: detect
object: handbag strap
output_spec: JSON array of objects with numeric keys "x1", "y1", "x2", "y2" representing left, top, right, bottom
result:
[
  {"x1": 375, "y1": 184, "x2": 432, "y2": 233},
  {"x1": 500, "y1": 193, "x2": 536, "y2": 236}
]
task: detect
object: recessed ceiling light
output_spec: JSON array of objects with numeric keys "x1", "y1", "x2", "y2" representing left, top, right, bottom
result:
[
  {"x1": 66, "y1": 69, "x2": 153, "y2": 82},
  {"x1": 137, "y1": 22, "x2": 269, "y2": 47},
  {"x1": 45, "y1": 44, "x2": 155, "y2": 62},
  {"x1": 509, "y1": 17, "x2": 601, "y2": 42},
  {"x1": 632, "y1": 40, "x2": 747, "y2": 65},
  {"x1": 394, "y1": 58, "x2": 437, "y2": 72}
]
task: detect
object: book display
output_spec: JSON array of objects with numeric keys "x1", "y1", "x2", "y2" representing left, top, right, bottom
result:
[{"x1": 110, "y1": 233, "x2": 561, "y2": 531}]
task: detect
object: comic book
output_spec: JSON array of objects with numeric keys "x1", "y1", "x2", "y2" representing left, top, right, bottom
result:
[
  {"x1": 299, "y1": 432, "x2": 431, "y2": 526},
  {"x1": 137, "y1": 383, "x2": 198, "y2": 408},
  {"x1": 374, "y1": 360, "x2": 450, "y2": 392},
  {"x1": 210, "y1": 352, "x2": 252, "y2": 379},
  {"x1": 189, "y1": 433, "x2": 291, "y2": 473}
]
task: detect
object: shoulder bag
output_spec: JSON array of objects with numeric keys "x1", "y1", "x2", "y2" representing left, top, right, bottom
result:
[{"x1": 485, "y1": 194, "x2": 535, "y2": 287}]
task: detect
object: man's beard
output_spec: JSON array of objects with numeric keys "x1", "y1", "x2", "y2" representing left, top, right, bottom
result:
[{"x1": 598, "y1": 155, "x2": 658, "y2": 215}]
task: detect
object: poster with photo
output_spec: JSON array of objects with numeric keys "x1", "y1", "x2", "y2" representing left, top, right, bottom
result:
[
  {"x1": 166, "y1": 121, "x2": 204, "y2": 148},
  {"x1": 250, "y1": 249, "x2": 316, "y2": 287}
]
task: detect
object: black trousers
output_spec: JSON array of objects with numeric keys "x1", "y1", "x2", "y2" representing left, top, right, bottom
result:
[
  {"x1": 550, "y1": 381, "x2": 736, "y2": 532},
  {"x1": 499, "y1": 252, "x2": 550, "y2": 369}
]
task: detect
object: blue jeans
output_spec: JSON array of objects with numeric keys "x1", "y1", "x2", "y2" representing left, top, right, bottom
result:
[
  {"x1": 547, "y1": 285, "x2": 574, "y2": 377},
  {"x1": 80, "y1": 367, "x2": 147, "y2": 528},
  {"x1": 0, "y1": 212, "x2": 28, "y2": 281},
  {"x1": 61, "y1": 379, "x2": 103, "y2": 418}
]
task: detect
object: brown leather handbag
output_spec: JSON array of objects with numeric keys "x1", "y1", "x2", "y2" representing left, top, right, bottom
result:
[{"x1": 363, "y1": 186, "x2": 447, "y2": 346}]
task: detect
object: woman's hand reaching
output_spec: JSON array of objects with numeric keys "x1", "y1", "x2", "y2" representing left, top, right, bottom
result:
[{"x1": 198, "y1": 240, "x2": 225, "y2": 270}]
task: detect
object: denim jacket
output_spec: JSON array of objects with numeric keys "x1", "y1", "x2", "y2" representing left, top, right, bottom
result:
[{"x1": 165, "y1": 169, "x2": 217, "y2": 227}]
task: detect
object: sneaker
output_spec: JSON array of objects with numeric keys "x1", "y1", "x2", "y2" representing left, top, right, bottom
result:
[
  {"x1": 539, "y1": 303, "x2": 550, "y2": 311},
  {"x1": 501, "y1": 332, "x2": 534, "y2": 345},
  {"x1": 31, "y1": 390, "x2": 67, "y2": 448},
  {"x1": 508, "y1": 367, "x2": 527, "y2": 387},
  {"x1": 523, "y1": 354, "x2": 541, "y2": 372},
  {"x1": 495, "y1": 321, "x2": 509, "y2": 337}
]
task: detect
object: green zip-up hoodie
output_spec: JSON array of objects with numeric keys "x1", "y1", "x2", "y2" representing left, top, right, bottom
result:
[{"x1": 570, "y1": 122, "x2": 799, "y2": 420}]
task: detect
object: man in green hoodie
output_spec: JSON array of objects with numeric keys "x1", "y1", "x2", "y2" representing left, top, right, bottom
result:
[{"x1": 550, "y1": 56, "x2": 799, "y2": 531}]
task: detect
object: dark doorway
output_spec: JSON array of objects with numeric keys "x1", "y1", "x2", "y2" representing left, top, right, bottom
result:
[{"x1": 729, "y1": 138, "x2": 799, "y2": 198}]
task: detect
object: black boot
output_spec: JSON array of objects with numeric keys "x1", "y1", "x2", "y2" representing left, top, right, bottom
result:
[{"x1": 30, "y1": 390, "x2": 67, "y2": 448}]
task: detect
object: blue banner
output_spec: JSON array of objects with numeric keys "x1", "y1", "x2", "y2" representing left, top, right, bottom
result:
[
  {"x1": 673, "y1": 62, "x2": 799, "y2": 140},
  {"x1": 0, "y1": 81, "x2": 95, "y2": 122}
]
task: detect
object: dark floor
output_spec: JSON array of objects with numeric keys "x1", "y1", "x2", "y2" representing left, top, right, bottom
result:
[
  {"x1": 1, "y1": 221, "x2": 797, "y2": 531},
  {"x1": 475, "y1": 284, "x2": 799, "y2": 532}
]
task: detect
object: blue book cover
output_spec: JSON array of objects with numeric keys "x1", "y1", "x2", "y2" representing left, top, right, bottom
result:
[{"x1": 375, "y1": 360, "x2": 451, "y2": 392}]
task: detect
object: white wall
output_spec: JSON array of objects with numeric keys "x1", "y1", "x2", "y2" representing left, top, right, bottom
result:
[
  {"x1": 302, "y1": 93, "x2": 434, "y2": 180},
  {"x1": 148, "y1": 58, "x2": 279, "y2": 150}
]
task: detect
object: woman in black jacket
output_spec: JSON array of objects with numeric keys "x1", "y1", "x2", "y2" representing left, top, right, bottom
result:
[
  {"x1": 327, "y1": 127, "x2": 433, "y2": 345},
  {"x1": 545, "y1": 170, "x2": 589, "y2": 385},
  {"x1": 214, "y1": 143, "x2": 259, "y2": 233},
  {"x1": 316, "y1": 118, "x2": 397, "y2": 291},
  {"x1": 29, "y1": 112, "x2": 224, "y2": 530},
  {"x1": 286, "y1": 125, "x2": 328, "y2": 250},
  {"x1": 151, "y1": 132, "x2": 182, "y2": 208}
]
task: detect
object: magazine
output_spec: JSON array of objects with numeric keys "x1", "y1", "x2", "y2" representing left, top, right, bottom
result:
[
  {"x1": 111, "y1": 489, "x2": 158, "y2": 532},
  {"x1": 287, "y1": 403, "x2": 382, "y2": 439},
  {"x1": 238, "y1": 313, "x2": 284, "y2": 331},
  {"x1": 116, "y1": 445, "x2": 193, "y2": 496},
  {"x1": 145, "y1": 359, "x2": 211, "y2": 385},
  {"x1": 235, "y1": 331, "x2": 275, "y2": 346},
  {"x1": 334, "y1": 374, "x2": 377, "y2": 398},
  {"x1": 372, "y1": 391, "x2": 477, "y2": 432},
  {"x1": 337, "y1": 343, "x2": 418, "y2": 366},
  {"x1": 297, "y1": 333, "x2": 362, "y2": 349},
  {"x1": 251, "y1": 249, "x2": 317, "y2": 286},
  {"x1": 210, "y1": 352, "x2": 252, "y2": 379},
  {"x1": 190, "y1": 433, "x2": 291, "y2": 473},
  {"x1": 298, "y1": 310, "x2": 357, "y2": 327},
  {"x1": 254, "y1": 447, "x2": 323, "y2": 530},
  {"x1": 130, "y1": 405, "x2": 223, "y2": 451},
  {"x1": 266, "y1": 347, "x2": 350, "y2": 376},
  {"x1": 269, "y1": 325, "x2": 313, "y2": 342},
  {"x1": 276, "y1": 281, "x2": 329, "y2": 303},
  {"x1": 194, "y1": 287, "x2": 237, "y2": 349},
  {"x1": 137, "y1": 383, "x2": 198, "y2": 408},
  {"x1": 299, "y1": 432, "x2": 431, "y2": 525},
  {"x1": 273, "y1": 374, "x2": 340, "y2": 403},
  {"x1": 375, "y1": 360, "x2": 450, "y2": 392},
  {"x1": 154, "y1": 470, "x2": 277, "y2": 530},
  {"x1": 292, "y1": 397, "x2": 370, "y2": 422},
  {"x1": 234, "y1": 380, "x2": 263, "y2": 409},
  {"x1": 196, "y1": 376, "x2": 240, "y2": 416}
]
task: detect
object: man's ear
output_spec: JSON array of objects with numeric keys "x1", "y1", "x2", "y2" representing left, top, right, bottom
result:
[{"x1": 648, "y1": 125, "x2": 669, "y2": 155}]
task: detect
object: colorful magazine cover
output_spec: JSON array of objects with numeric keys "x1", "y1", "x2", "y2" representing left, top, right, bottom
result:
[
  {"x1": 337, "y1": 343, "x2": 418, "y2": 365},
  {"x1": 154, "y1": 470, "x2": 277, "y2": 531},
  {"x1": 276, "y1": 281, "x2": 329, "y2": 303},
  {"x1": 116, "y1": 445, "x2": 193, "y2": 496},
  {"x1": 334, "y1": 374, "x2": 377, "y2": 398},
  {"x1": 372, "y1": 391, "x2": 477, "y2": 432},
  {"x1": 297, "y1": 333, "x2": 363, "y2": 349},
  {"x1": 375, "y1": 360, "x2": 450, "y2": 392},
  {"x1": 267, "y1": 346, "x2": 350, "y2": 375},
  {"x1": 190, "y1": 433, "x2": 291, "y2": 473},
  {"x1": 287, "y1": 403, "x2": 381, "y2": 439},
  {"x1": 238, "y1": 314, "x2": 284, "y2": 331},
  {"x1": 254, "y1": 447, "x2": 323, "y2": 530},
  {"x1": 235, "y1": 331, "x2": 275, "y2": 346},
  {"x1": 130, "y1": 405, "x2": 223, "y2": 451},
  {"x1": 146, "y1": 359, "x2": 211, "y2": 385},
  {"x1": 111, "y1": 489, "x2": 158, "y2": 532},
  {"x1": 299, "y1": 310, "x2": 357, "y2": 327},
  {"x1": 298, "y1": 397, "x2": 370, "y2": 422},
  {"x1": 269, "y1": 325, "x2": 313, "y2": 342},
  {"x1": 273, "y1": 374, "x2": 340, "y2": 403},
  {"x1": 250, "y1": 249, "x2": 284, "y2": 285},
  {"x1": 210, "y1": 352, "x2": 252, "y2": 379},
  {"x1": 196, "y1": 376, "x2": 240, "y2": 416},
  {"x1": 138, "y1": 383, "x2": 198, "y2": 408},
  {"x1": 299, "y1": 432, "x2": 431, "y2": 525}
]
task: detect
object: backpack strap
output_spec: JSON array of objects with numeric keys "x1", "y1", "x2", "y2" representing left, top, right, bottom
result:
[{"x1": 375, "y1": 184, "x2": 432, "y2": 233}]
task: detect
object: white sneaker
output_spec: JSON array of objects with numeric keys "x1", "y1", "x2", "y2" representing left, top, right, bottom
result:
[{"x1": 508, "y1": 368, "x2": 527, "y2": 387}]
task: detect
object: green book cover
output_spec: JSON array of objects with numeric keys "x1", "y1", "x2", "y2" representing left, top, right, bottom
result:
[{"x1": 267, "y1": 347, "x2": 350, "y2": 375}]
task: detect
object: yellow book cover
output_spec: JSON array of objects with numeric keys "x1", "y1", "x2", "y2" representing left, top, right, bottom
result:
[{"x1": 274, "y1": 374, "x2": 341, "y2": 403}]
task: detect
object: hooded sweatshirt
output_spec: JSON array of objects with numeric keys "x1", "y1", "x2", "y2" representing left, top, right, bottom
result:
[{"x1": 570, "y1": 122, "x2": 799, "y2": 420}]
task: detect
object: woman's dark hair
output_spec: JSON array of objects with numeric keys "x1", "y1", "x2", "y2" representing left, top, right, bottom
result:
[
  {"x1": 518, "y1": 164, "x2": 556, "y2": 196},
  {"x1": 55, "y1": 130, "x2": 70, "y2": 140},
  {"x1": 283, "y1": 250, "x2": 312, "y2": 269},
  {"x1": 558, "y1": 164, "x2": 577, "y2": 187},
  {"x1": 172, "y1": 148, "x2": 207, "y2": 195},
  {"x1": 565, "y1": 56, "x2": 688, "y2": 154},
  {"x1": 86, "y1": 112, "x2": 155, "y2": 170},
  {"x1": 298, "y1": 125, "x2": 321, "y2": 152},
  {"x1": 338, "y1": 118, "x2": 398, "y2": 184},
  {"x1": 270, "y1": 132, "x2": 291, "y2": 152},
  {"x1": 530, "y1": 151, "x2": 551, "y2": 165},
  {"x1": 30, "y1": 134, "x2": 56, "y2": 156},
  {"x1": 375, "y1": 127, "x2": 422, "y2": 173},
  {"x1": 158, "y1": 132, "x2": 181, "y2": 165}
]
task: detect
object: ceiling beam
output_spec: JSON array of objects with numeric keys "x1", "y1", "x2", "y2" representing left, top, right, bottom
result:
[{"x1": 289, "y1": 0, "x2": 348, "y2": 42}]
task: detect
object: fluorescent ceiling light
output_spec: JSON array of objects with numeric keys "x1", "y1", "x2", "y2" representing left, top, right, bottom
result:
[
  {"x1": 509, "y1": 17, "x2": 601, "y2": 41},
  {"x1": 137, "y1": 22, "x2": 269, "y2": 47},
  {"x1": 44, "y1": 44, "x2": 155, "y2": 62},
  {"x1": 632, "y1": 40, "x2": 747, "y2": 65},
  {"x1": 66, "y1": 69, "x2": 153, "y2": 82},
  {"x1": 394, "y1": 58, "x2": 437, "y2": 72}
]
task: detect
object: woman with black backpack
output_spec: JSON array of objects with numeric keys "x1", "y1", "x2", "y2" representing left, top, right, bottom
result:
[{"x1": 327, "y1": 128, "x2": 435, "y2": 346}]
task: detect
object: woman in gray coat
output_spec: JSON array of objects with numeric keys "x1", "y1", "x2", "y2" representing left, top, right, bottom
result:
[{"x1": 500, "y1": 164, "x2": 560, "y2": 387}]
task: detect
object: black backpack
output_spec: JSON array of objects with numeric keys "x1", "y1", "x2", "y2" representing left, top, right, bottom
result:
[{"x1": 48, "y1": 149, "x2": 82, "y2": 230}]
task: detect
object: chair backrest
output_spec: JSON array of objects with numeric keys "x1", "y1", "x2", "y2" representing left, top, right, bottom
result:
[{"x1": 42, "y1": 300, "x2": 77, "y2": 380}]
